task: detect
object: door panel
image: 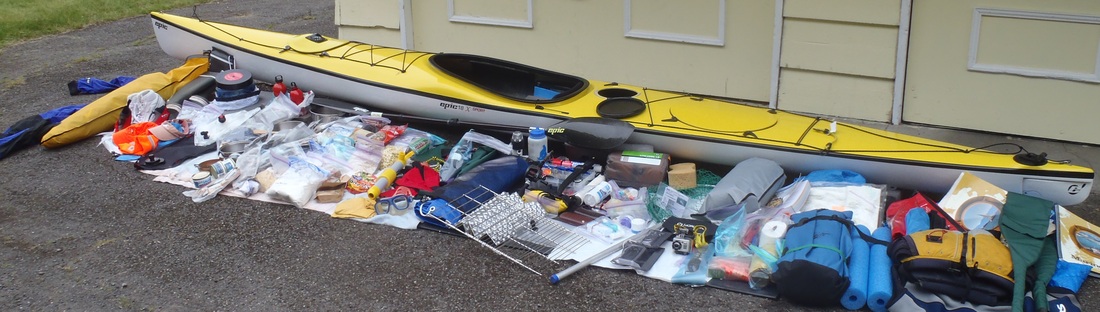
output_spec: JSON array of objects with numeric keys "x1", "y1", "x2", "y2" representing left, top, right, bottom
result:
[
  {"x1": 410, "y1": 0, "x2": 776, "y2": 102},
  {"x1": 905, "y1": 0, "x2": 1100, "y2": 144}
]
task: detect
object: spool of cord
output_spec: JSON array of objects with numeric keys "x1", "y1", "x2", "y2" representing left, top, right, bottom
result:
[
  {"x1": 867, "y1": 227, "x2": 893, "y2": 312},
  {"x1": 842, "y1": 225, "x2": 871, "y2": 310}
]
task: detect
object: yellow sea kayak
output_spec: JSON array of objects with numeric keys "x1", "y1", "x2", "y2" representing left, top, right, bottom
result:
[{"x1": 150, "y1": 12, "x2": 1093, "y2": 205}]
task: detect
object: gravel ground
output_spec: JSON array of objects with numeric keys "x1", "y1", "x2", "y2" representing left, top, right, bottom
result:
[{"x1": 1, "y1": 0, "x2": 1098, "y2": 311}]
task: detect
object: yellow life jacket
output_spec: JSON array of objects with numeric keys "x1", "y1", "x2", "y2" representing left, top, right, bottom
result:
[{"x1": 889, "y1": 229, "x2": 1015, "y2": 306}]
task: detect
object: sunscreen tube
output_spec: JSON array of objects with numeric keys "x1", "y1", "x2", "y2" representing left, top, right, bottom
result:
[{"x1": 582, "y1": 181, "x2": 613, "y2": 206}]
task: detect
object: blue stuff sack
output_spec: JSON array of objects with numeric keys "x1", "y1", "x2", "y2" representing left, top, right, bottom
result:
[
  {"x1": 1049, "y1": 260, "x2": 1092, "y2": 294},
  {"x1": 772, "y1": 209, "x2": 855, "y2": 306},
  {"x1": 415, "y1": 198, "x2": 464, "y2": 228}
]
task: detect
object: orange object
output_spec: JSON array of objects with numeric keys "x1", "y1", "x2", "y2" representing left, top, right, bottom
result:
[{"x1": 112, "y1": 121, "x2": 160, "y2": 155}]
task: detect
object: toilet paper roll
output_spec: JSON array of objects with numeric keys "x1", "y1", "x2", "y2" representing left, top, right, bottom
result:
[{"x1": 761, "y1": 220, "x2": 788, "y2": 239}]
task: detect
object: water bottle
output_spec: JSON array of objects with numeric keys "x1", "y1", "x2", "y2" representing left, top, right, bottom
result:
[{"x1": 527, "y1": 128, "x2": 548, "y2": 162}]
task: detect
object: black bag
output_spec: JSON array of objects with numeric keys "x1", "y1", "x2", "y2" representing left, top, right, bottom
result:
[
  {"x1": 772, "y1": 210, "x2": 854, "y2": 306},
  {"x1": 888, "y1": 229, "x2": 1014, "y2": 306},
  {"x1": 889, "y1": 282, "x2": 1081, "y2": 312}
]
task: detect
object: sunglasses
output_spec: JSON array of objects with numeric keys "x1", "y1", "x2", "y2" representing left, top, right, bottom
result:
[{"x1": 375, "y1": 195, "x2": 413, "y2": 215}]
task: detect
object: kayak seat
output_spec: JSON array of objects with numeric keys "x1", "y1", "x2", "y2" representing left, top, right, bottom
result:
[{"x1": 431, "y1": 53, "x2": 588, "y2": 104}]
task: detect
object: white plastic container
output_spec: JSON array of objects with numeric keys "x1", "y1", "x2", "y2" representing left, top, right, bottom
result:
[
  {"x1": 582, "y1": 181, "x2": 613, "y2": 206},
  {"x1": 527, "y1": 128, "x2": 548, "y2": 162}
]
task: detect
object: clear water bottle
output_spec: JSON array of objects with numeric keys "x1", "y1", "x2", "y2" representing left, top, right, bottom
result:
[{"x1": 527, "y1": 128, "x2": 548, "y2": 162}]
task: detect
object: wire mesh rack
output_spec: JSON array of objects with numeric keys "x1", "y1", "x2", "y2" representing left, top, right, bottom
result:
[{"x1": 419, "y1": 185, "x2": 591, "y2": 276}]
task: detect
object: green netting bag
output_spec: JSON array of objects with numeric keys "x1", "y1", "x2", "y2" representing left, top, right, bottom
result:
[{"x1": 647, "y1": 169, "x2": 721, "y2": 221}]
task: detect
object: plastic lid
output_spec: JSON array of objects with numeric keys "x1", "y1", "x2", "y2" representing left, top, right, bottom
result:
[{"x1": 529, "y1": 128, "x2": 546, "y2": 139}]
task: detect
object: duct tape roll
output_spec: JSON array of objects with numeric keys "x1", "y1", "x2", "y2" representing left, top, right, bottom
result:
[
  {"x1": 761, "y1": 221, "x2": 788, "y2": 239},
  {"x1": 214, "y1": 69, "x2": 254, "y2": 90}
]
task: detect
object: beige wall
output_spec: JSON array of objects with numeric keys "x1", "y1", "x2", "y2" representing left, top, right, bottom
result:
[
  {"x1": 905, "y1": 0, "x2": 1100, "y2": 144},
  {"x1": 335, "y1": 0, "x2": 405, "y2": 48},
  {"x1": 777, "y1": 0, "x2": 901, "y2": 122},
  {"x1": 340, "y1": 0, "x2": 777, "y2": 103},
  {"x1": 334, "y1": 0, "x2": 1100, "y2": 144}
]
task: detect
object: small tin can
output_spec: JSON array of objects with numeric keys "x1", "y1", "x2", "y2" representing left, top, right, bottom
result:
[
  {"x1": 210, "y1": 158, "x2": 236, "y2": 178},
  {"x1": 192, "y1": 171, "x2": 213, "y2": 188}
]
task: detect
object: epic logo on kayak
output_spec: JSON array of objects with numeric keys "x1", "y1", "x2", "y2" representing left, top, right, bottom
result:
[
  {"x1": 1068, "y1": 183, "x2": 1087, "y2": 195},
  {"x1": 546, "y1": 128, "x2": 565, "y2": 135},
  {"x1": 438, "y1": 102, "x2": 484, "y2": 112}
]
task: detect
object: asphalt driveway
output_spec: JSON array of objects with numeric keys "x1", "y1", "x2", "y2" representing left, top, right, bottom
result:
[{"x1": 2, "y1": 0, "x2": 1098, "y2": 310}]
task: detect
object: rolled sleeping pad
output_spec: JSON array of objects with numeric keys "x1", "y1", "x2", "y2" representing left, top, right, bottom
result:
[
  {"x1": 841, "y1": 225, "x2": 871, "y2": 310},
  {"x1": 867, "y1": 227, "x2": 893, "y2": 312},
  {"x1": 905, "y1": 208, "x2": 930, "y2": 235},
  {"x1": 165, "y1": 75, "x2": 216, "y2": 119}
]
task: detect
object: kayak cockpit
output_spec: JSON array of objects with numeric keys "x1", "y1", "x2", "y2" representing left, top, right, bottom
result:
[{"x1": 430, "y1": 53, "x2": 588, "y2": 103}]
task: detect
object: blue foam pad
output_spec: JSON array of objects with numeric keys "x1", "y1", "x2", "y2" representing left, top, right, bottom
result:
[
  {"x1": 867, "y1": 227, "x2": 893, "y2": 312},
  {"x1": 842, "y1": 225, "x2": 871, "y2": 310}
]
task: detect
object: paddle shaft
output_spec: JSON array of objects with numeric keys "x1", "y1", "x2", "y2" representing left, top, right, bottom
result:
[{"x1": 550, "y1": 223, "x2": 659, "y2": 284}]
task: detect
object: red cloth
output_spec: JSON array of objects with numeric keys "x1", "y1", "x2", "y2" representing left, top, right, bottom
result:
[
  {"x1": 395, "y1": 162, "x2": 441, "y2": 191},
  {"x1": 885, "y1": 192, "x2": 962, "y2": 240}
]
